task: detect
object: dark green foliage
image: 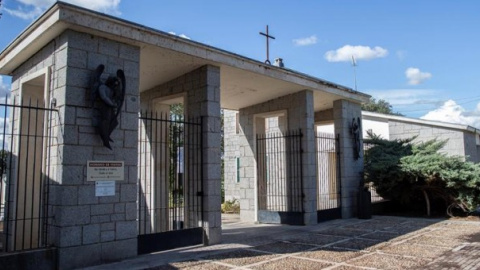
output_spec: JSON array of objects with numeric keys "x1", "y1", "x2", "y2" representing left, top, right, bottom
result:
[
  {"x1": 362, "y1": 98, "x2": 403, "y2": 116},
  {"x1": 364, "y1": 131, "x2": 480, "y2": 215},
  {"x1": 0, "y1": 149, "x2": 8, "y2": 175}
]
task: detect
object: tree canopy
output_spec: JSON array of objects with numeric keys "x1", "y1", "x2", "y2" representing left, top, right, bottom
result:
[
  {"x1": 362, "y1": 98, "x2": 403, "y2": 116},
  {"x1": 364, "y1": 132, "x2": 480, "y2": 216}
]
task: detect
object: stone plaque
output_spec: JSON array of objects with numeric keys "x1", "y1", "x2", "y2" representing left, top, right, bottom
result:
[{"x1": 87, "y1": 161, "x2": 124, "y2": 181}]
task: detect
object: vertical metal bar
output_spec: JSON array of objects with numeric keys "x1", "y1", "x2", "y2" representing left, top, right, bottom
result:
[
  {"x1": 38, "y1": 103, "x2": 45, "y2": 247},
  {"x1": 138, "y1": 112, "x2": 142, "y2": 234},
  {"x1": 149, "y1": 112, "x2": 154, "y2": 233},
  {"x1": 6, "y1": 97, "x2": 18, "y2": 252},
  {"x1": 301, "y1": 130, "x2": 304, "y2": 211},
  {"x1": 164, "y1": 113, "x2": 169, "y2": 231},
  {"x1": 0, "y1": 101, "x2": 7, "y2": 234},
  {"x1": 336, "y1": 134, "x2": 341, "y2": 208},
  {"x1": 158, "y1": 112, "x2": 163, "y2": 231},
  {"x1": 21, "y1": 99, "x2": 33, "y2": 250},
  {"x1": 200, "y1": 117, "x2": 204, "y2": 230},
  {"x1": 275, "y1": 132, "x2": 278, "y2": 211},
  {"x1": 43, "y1": 104, "x2": 54, "y2": 247},
  {"x1": 153, "y1": 111, "x2": 159, "y2": 232},
  {"x1": 28, "y1": 100, "x2": 40, "y2": 249},
  {"x1": 14, "y1": 97, "x2": 23, "y2": 251},
  {"x1": 142, "y1": 112, "x2": 148, "y2": 234},
  {"x1": 181, "y1": 118, "x2": 186, "y2": 227}
]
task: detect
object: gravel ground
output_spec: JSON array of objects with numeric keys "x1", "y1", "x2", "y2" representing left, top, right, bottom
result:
[
  {"x1": 296, "y1": 247, "x2": 366, "y2": 263},
  {"x1": 348, "y1": 253, "x2": 429, "y2": 270},
  {"x1": 201, "y1": 249, "x2": 280, "y2": 266},
  {"x1": 87, "y1": 216, "x2": 480, "y2": 270},
  {"x1": 251, "y1": 241, "x2": 316, "y2": 254},
  {"x1": 380, "y1": 243, "x2": 449, "y2": 258},
  {"x1": 252, "y1": 257, "x2": 333, "y2": 270},
  {"x1": 331, "y1": 238, "x2": 386, "y2": 251},
  {"x1": 282, "y1": 233, "x2": 348, "y2": 246}
]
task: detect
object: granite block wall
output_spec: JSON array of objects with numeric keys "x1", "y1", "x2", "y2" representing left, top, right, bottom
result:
[{"x1": 10, "y1": 29, "x2": 140, "y2": 269}]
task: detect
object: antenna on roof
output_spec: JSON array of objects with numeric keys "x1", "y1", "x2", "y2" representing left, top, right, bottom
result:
[{"x1": 352, "y1": 55, "x2": 358, "y2": 91}]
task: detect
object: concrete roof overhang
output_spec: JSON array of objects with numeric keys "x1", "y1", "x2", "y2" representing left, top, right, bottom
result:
[{"x1": 0, "y1": 2, "x2": 370, "y2": 111}]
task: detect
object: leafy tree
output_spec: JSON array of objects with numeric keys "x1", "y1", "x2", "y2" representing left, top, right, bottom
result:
[
  {"x1": 364, "y1": 131, "x2": 480, "y2": 216},
  {"x1": 362, "y1": 98, "x2": 403, "y2": 116}
]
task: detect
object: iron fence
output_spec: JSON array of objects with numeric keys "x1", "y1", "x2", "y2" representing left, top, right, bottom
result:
[
  {"x1": 0, "y1": 97, "x2": 57, "y2": 252},
  {"x1": 315, "y1": 132, "x2": 341, "y2": 211},
  {"x1": 256, "y1": 129, "x2": 303, "y2": 212},
  {"x1": 138, "y1": 112, "x2": 203, "y2": 235}
]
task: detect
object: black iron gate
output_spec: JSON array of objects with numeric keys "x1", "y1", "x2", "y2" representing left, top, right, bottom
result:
[
  {"x1": 0, "y1": 98, "x2": 56, "y2": 252},
  {"x1": 138, "y1": 112, "x2": 203, "y2": 254},
  {"x1": 256, "y1": 129, "x2": 304, "y2": 225},
  {"x1": 316, "y1": 132, "x2": 341, "y2": 222}
]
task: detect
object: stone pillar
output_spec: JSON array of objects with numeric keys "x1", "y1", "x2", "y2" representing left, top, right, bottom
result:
[
  {"x1": 237, "y1": 90, "x2": 317, "y2": 225},
  {"x1": 51, "y1": 30, "x2": 139, "y2": 269},
  {"x1": 333, "y1": 99, "x2": 364, "y2": 218},
  {"x1": 190, "y1": 66, "x2": 222, "y2": 245},
  {"x1": 140, "y1": 65, "x2": 222, "y2": 245}
]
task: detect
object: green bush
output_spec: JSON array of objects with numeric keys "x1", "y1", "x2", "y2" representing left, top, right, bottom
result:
[
  {"x1": 364, "y1": 131, "x2": 480, "y2": 216},
  {"x1": 221, "y1": 199, "x2": 240, "y2": 214}
]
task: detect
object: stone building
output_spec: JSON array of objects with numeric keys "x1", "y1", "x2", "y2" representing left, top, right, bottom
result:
[
  {"x1": 362, "y1": 111, "x2": 480, "y2": 162},
  {"x1": 0, "y1": 2, "x2": 369, "y2": 269}
]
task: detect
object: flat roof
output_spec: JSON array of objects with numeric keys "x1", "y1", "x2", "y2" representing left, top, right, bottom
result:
[{"x1": 0, "y1": 1, "x2": 370, "y2": 111}]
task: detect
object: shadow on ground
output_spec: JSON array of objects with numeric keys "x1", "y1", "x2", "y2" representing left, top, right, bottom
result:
[{"x1": 146, "y1": 215, "x2": 480, "y2": 270}]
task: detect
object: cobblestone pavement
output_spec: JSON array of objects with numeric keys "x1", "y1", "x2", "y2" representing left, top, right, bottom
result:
[{"x1": 84, "y1": 215, "x2": 480, "y2": 270}]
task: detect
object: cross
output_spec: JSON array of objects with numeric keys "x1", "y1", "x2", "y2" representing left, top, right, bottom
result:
[{"x1": 259, "y1": 25, "x2": 275, "y2": 65}]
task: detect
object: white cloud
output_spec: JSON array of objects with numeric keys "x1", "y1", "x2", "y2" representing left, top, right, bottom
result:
[
  {"x1": 421, "y1": 100, "x2": 480, "y2": 128},
  {"x1": 325, "y1": 45, "x2": 388, "y2": 62},
  {"x1": 5, "y1": 0, "x2": 121, "y2": 20},
  {"x1": 293, "y1": 35, "x2": 317, "y2": 46},
  {"x1": 406, "y1": 67, "x2": 432, "y2": 85},
  {"x1": 168, "y1": 31, "x2": 191, "y2": 40}
]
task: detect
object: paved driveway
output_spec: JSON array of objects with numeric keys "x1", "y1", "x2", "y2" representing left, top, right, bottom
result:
[{"x1": 85, "y1": 215, "x2": 480, "y2": 270}]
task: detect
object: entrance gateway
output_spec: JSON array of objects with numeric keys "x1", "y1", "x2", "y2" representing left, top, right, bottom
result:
[{"x1": 0, "y1": 2, "x2": 369, "y2": 269}]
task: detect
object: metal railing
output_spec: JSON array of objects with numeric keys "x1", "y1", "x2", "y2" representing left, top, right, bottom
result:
[
  {"x1": 1, "y1": 97, "x2": 57, "y2": 252},
  {"x1": 256, "y1": 129, "x2": 303, "y2": 212},
  {"x1": 315, "y1": 132, "x2": 341, "y2": 211},
  {"x1": 138, "y1": 112, "x2": 203, "y2": 235}
]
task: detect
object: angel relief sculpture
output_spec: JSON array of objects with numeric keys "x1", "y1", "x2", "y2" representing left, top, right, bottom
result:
[{"x1": 90, "y1": 64, "x2": 126, "y2": 150}]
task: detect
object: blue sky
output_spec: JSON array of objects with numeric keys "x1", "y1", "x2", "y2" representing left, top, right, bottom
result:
[{"x1": 1, "y1": 0, "x2": 480, "y2": 127}]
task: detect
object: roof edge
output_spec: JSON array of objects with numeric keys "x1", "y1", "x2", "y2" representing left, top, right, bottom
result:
[
  {"x1": 0, "y1": 1, "x2": 370, "y2": 103},
  {"x1": 362, "y1": 111, "x2": 480, "y2": 133}
]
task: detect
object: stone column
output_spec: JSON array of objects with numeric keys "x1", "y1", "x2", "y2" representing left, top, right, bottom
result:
[
  {"x1": 188, "y1": 66, "x2": 222, "y2": 245},
  {"x1": 333, "y1": 99, "x2": 363, "y2": 218},
  {"x1": 140, "y1": 65, "x2": 222, "y2": 245},
  {"x1": 52, "y1": 30, "x2": 140, "y2": 269},
  {"x1": 237, "y1": 90, "x2": 317, "y2": 225}
]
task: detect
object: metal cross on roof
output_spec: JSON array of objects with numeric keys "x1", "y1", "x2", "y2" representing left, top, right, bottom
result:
[{"x1": 259, "y1": 25, "x2": 275, "y2": 65}]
